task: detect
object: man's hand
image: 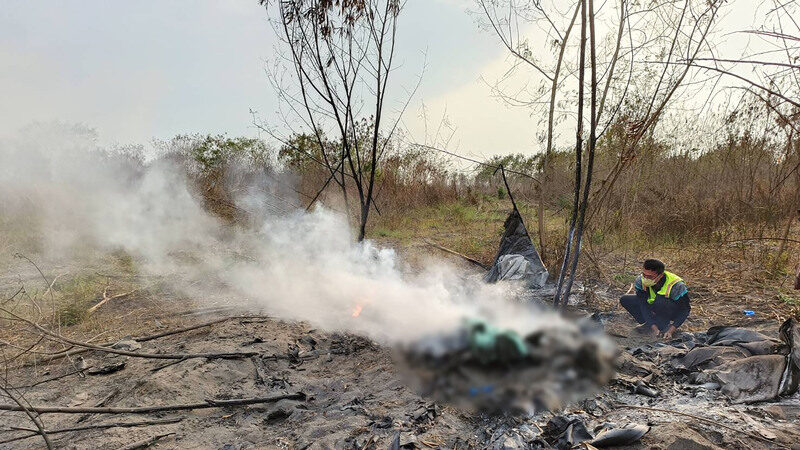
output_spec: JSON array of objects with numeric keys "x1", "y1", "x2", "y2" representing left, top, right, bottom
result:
[
  {"x1": 651, "y1": 324, "x2": 660, "y2": 335},
  {"x1": 663, "y1": 325, "x2": 677, "y2": 340}
]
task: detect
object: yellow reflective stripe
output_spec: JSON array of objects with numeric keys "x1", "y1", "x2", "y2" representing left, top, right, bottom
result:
[
  {"x1": 648, "y1": 271, "x2": 683, "y2": 302},
  {"x1": 664, "y1": 279, "x2": 679, "y2": 297}
]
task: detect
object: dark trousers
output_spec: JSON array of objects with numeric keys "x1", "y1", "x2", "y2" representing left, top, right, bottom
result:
[
  {"x1": 620, "y1": 294, "x2": 680, "y2": 332},
  {"x1": 620, "y1": 294, "x2": 649, "y2": 324}
]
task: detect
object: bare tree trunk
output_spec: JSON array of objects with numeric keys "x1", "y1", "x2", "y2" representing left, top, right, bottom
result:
[
  {"x1": 561, "y1": 0, "x2": 599, "y2": 306},
  {"x1": 540, "y1": 1, "x2": 581, "y2": 263},
  {"x1": 554, "y1": 0, "x2": 588, "y2": 308}
]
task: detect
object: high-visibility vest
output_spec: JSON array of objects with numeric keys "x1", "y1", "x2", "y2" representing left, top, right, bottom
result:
[{"x1": 646, "y1": 271, "x2": 684, "y2": 304}]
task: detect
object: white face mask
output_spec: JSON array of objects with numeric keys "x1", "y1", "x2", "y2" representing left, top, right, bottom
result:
[{"x1": 641, "y1": 276, "x2": 657, "y2": 288}]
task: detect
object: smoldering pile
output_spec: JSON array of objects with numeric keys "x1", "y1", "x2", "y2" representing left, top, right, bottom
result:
[{"x1": 400, "y1": 314, "x2": 616, "y2": 415}]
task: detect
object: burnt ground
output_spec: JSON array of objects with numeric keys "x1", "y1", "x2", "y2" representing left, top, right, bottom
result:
[
  {"x1": 3, "y1": 308, "x2": 800, "y2": 450},
  {"x1": 2, "y1": 248, "x2": 800, "y2": 449}
]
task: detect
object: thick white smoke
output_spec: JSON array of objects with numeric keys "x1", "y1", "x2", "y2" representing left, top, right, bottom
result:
[{"x1": 0, "y1": 122, "x2": 566, "y2": 345}]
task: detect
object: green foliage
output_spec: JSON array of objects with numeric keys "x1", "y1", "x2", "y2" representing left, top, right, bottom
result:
[
  {"x1": 613, "y1": 272, "x2": 636, "y2": 283},
  {"x1": 58, "y1": 301, "x2": 89, "y2": 326},
  {"x1": 497, "y1": 186, "x2": 506, "y2": 199},
  {"x1": 779, "y1": 292, "x2": 800, "y2": 307},
  {"x1": 279, "y1": 132, "x2": 331, "y2": 172},
  {"x1": 279, "y1": 118, "x2": 384, "y2": 178},
  {"x1": 190, "y1": 134, "x2": 271, "y2": 173},
  {"x1": 54, "y1": 273, "x2": 104, "y2": 326},
  {"x1": 438, "y1": 202, "x2": 479, "y2": 225},
  {"x1": 762, "y1": 250, "x2": 790, "y2": 279}
]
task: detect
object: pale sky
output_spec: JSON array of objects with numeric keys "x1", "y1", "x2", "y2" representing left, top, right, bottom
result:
[{"x1": 0, "y1": 0, "x2": 767, "y2": 158}]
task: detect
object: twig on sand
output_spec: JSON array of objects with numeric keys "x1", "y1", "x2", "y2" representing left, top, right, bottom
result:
[
  {"x1": 135, "y1": 316, "x2": 241, "y2": 342},
  {"x1": 157, "y1": 306, "x2": 239, "y2": 318},
  {"x1": 0, "y1": 384, "x2": 53, "y2": 449},
  {"x1": 10, "y1": 366, "x2": 89, "y2": 389},
  {"x1": 76, "y1": 389, "x2": 120, "y2": 423},
  {"x1": 150, "y1": 357, "x2": 190, "y2": 373},
  {"x1": 0, "y1": 392, "x2": 306, "y2": 414},
  {"x1": 0, "y1": 418, "x2": 183, "y2": 445},
  {"x1": 612, "y1": 403, "x2": 790, "y2": 449},
  {"x1": 42, "y1": 272, "x2": 66, "y2": 299},
  {"x1": 118, "y1": 432, "x2": 176, "y2": 450}
]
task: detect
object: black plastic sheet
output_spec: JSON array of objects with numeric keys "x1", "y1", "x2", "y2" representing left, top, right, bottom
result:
[{"x1": 484, "y1": 209, "x2": 548, "y2": 287}]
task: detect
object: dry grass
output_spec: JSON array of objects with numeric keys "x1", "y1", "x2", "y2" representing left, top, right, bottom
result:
[{"x1": 369, "y1": 195, "x2": 800, "y2": 331}]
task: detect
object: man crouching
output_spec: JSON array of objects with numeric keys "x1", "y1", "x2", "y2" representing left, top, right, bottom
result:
[{"x1": 620, "y1": 259, "x2": 690, "y2": 340}]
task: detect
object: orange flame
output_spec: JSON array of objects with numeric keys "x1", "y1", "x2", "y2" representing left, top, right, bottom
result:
[{"x1": 352, "y1": 304, "x2": 363, "y2": 318}]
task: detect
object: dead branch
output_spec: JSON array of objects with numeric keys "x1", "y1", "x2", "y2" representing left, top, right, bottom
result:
[
  {"x1": 150, "y1": 357, "x2": 190, "y2": 373},
  {"x1": 422, "y1": 239, "x2": 489, "y2": 270},
  {"x1": 0, "y1": 384, "x2": 53, "y2": 449},
  {"x1": 0, "y1": 417, "x2": 183, "y2": 445},
  {"x1": 0, "y1": 392, "x2": 305, "y2": 414},
  {"x1": 135, "y1": 316, "x2": 242, "y2": 342},
  {"x1": 6, "y1": 311, "x2": 259, "y2": 361},
  {"x1": 41, "y1": 272, "x2": 66, "y2": 299},
  {"x1": 118, "y1": 432, "x2": 176, "y2": 450},
  {"x1": 12, "y1": 314, "x2": 270, "y2": 368},
  {"x1": 87, "y1": 288, "x2": 138, "y2": 314},
  {"x1": 157, "y1": 306, "x2": 240, "y2": 318},
  {"x1": 10, "y1": 366, "x2": 89, "y2": 389}
]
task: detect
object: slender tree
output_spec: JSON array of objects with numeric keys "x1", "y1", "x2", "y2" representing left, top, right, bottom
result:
[{"x1": 260, "y1": 0, "x2": 403, "y2": 241}]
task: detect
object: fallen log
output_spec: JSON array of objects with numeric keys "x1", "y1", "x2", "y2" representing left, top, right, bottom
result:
[{"x1": 0, "y1": 392, "x2": 305, "y2": 414}]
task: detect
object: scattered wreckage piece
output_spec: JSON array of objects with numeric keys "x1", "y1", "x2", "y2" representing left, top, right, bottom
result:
[
  {"x1": 540, "y1": 416, "x2": 649, "y2": 449},
  {"x1": 87, "y1": 360, "x2": 126, "y2": 376},
  {"x1": 691, "y1": 318, "x2": 800, "y2": 404},
  {"x1": 626, "y1": 318, "x2": 800, "y2": 405},
  {"x1": 589, "y1": 423, "x2": 650, "y2": 447}
]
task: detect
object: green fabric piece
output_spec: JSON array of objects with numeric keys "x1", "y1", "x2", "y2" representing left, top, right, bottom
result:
[{"x1": 466, "y1": 318, "x2": 528, "y2": 363}]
